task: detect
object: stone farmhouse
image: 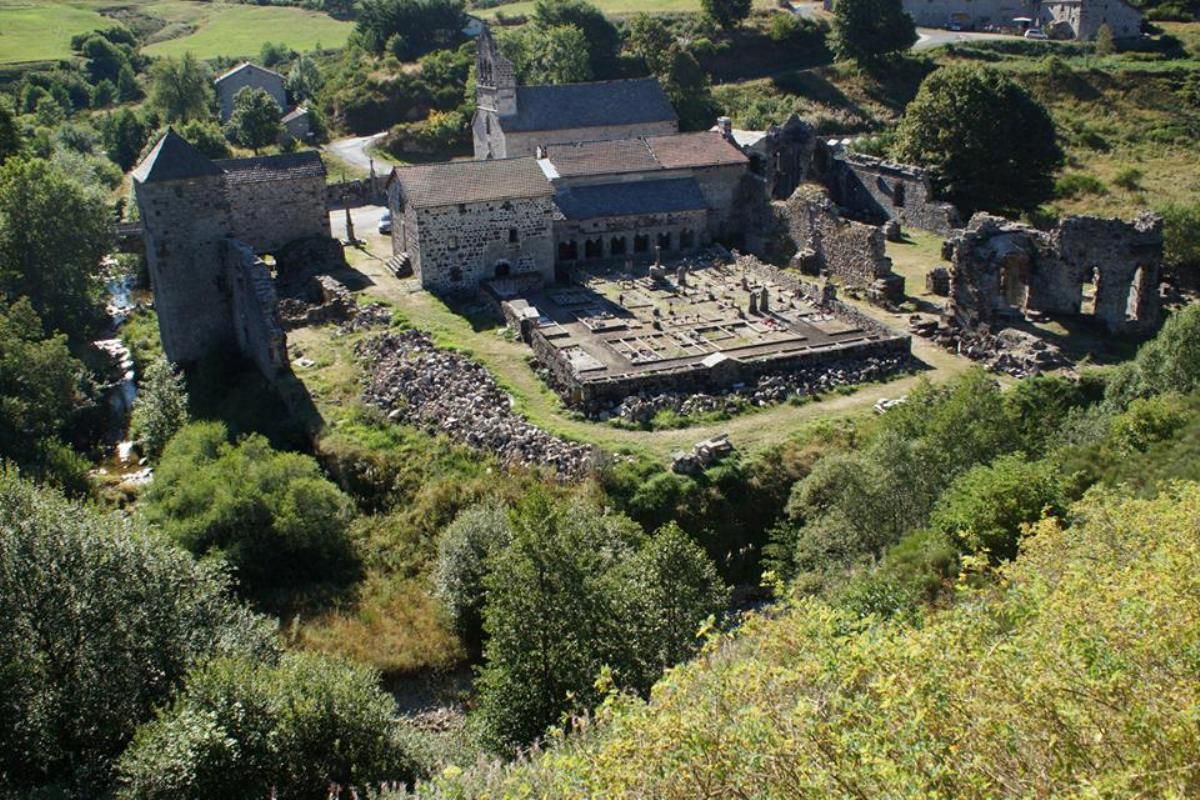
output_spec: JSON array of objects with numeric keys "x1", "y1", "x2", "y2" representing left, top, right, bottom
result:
[
  {"x1": 472, "y1": 27, "x2": 678, "y2": 160},
  {"x1": 900, "y1": 0, "x2": 1142, "y2": 39},
  {"x1": 215, "y1": 62, "x2": 312, "y2": 142},
  {"x1": 132, "y1": 130, "x2": 330, "y2": 376}
]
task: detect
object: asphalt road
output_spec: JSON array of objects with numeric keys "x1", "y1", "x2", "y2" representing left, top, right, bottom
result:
[
  {"x1": 324, "y1": 132, "x2": 387, "y2": 174},
  {"x1": 913, "y1": 28, "x2": 1011, "y2": 50}
]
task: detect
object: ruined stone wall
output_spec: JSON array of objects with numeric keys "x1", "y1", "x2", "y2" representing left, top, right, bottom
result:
[
  {"x1": 817, "y1": 149, "x2": 961, "y2": 235},
  {"x1": 223, "y1": 239, "x2": 291, "y2": 378},
  {"x1": 755, "y1": 115, "x2": 817, "y2": 201},
  {"x1": 225, "y1": 173, "x2": 330, "y2": 254},
  {"x1": 412, "y1": 195, "x2": 556, "y2": 291},
  {"x1": 134, "y1": 173, "x2": 236, "y2": 364},
  {"x1": 555, "y1": 208, "x2": 710, "y2": 264},
  {"x1": 777, "y1": 184, "x2": 902, "y2": 301},
  {"x1": 503, "y1": 121, "x2": 679, "y2": 159},
  {"x1": 1044, "y1": 0, "x2": 1141, "y2": 38},
  {"x1": 947, "y1": 212, "x2": 1163, "y2": 335},
  {"x1": 692, "y1": 163, "x2": 752, "y2": 239}
]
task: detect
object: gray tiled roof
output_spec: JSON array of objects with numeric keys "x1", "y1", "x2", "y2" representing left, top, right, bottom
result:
[
  {"x1": 504, "y1": 78, "x2": 677, "y2": 133},
  {"x1": 133, "y1": 130, "x2": 225, "y2": 184},
  {"x1": 215, "y1": 61, "x2": 284, "y2": 85},
  {"x1": 393, "y1": 158, "x2": 552, "y2": 208},
  {"x1": 554, "y1": 178, "x2": 707, "y2": 220},
  {"x1": 216, "y1": 151, "x2": 326, "y2": 184},
  {"x1": 544, "y1": 131, "x2": 749, "y2": 179}
]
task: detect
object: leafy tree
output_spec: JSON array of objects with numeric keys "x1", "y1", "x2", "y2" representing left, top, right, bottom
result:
[
  {"x1": 0, "y1": 101, "x2": 21, "y2": 165},
  {"x1": 104, "y1": 108, "x2": 149, "y2": 170},
  {"x1": 1159, "y1": 202, "x2": 1200, "y2": 283},
  {"x1": 117, "y1": 653, "x2": 411, "y2": 800},
  {"x1": 130, "y1": 356, "x2": 189, "y2": 459},
  {"x1": 1095, "y1": 22, "x2": 1117, "y2": 55},
  {"x1": 143, "y1": 422, "x2": 358, "y2": 600},
  {"x1": 0, "y1": 469, "x2": 276, "y2": 796},
  {"x1": 177, "y1": 118, "x2": 233, "y2": 159},
  {"x1": 1106, "y1": 304, "x2": 1200, "y2": 407},
  {"x1": 0, "y1": 298, "x2": 86, "y2": 486},
  {"x1": 91, "y1": 78, "x2": 116, "y2": 108},
  {"x1": 831, "y1": 0, "x2": 917, "y2": 66},
  {"x1": 355, "y1": 0, "x2": 467, "y2": 58},
  {"x1": 625, "y1": 13, "x2": 674, "y2": 74},
  {"x1": 79, "y1": 33, "x2": 131, "y2": 85},
  {"x1": 433, "y1": 502, "x2": 513, "y2": 650},
  {"x1": 501, "y1": 24, "x2": 593, "y2": 86},
  {"x1": 0, "y1": 156, "x2": 111, "y2": 344},
  {"x1": 225, "y1": 86, "x2": 282, "y2": 154},
  {"x1": 701, "y1": 0, "x2": 752, "y2": 31},
  {"x1": 117, "y1": 62, "x2": 141, "y2": 102},
  {"x1": 148, "y1": 52, "x2": 214, "y2": 123},
  {"x1": 893, "y1": 65, "x2": 1063, "y2": 214},
  {"x1": 660, "y1": 45, "x2": 717, "y2": 131},
  {"x1": 930, "y1": 453, "x2": 1066, "y2": 561},
  {"x1": 532, "y1": 0, "x2": 622, "y2": 77},
  {"x1": 259, "y1": 41, "x2": 293, "y2": 69},
  {"x1": 286, "y1": 53, "x2": 324, "y2": 104}
]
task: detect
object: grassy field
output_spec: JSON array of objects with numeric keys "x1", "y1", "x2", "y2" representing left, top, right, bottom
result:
[
  {"x1": 478, "y1": 0, "x2": 779, "y2": 18},
  {"x1": 0, "y1": 0, "x2": 352, "y2": 64}
]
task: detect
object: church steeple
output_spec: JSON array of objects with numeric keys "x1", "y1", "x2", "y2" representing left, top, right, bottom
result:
[{"x1": 476, "y1": 25, "x2": 516, "y2": 117}]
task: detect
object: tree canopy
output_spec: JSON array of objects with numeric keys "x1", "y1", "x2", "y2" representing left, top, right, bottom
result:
[
  {"x1": 701, "y1": 0, "x2": 753, "y2": 31},
  {"x1": 831, "y1": 0, "x2": 918, "y2": 66},
  {"x1": 500, "y1": 24, "x2": 593, "y2": 86},
  {"x1": 893, "y1": 65, "x2": 1063, "y2": 215},
  {"x1": 355, "y1": 0, "x2": 466, "y2": 59},
  {"x1": 130, "y1": 356, "x2": 189, "y2": 459},
  {"x1": 225, "y1": 86, "x2": 282, "y2": 154},
  {"x1": 148, "y1": 53, "x2": 214, "y2": 123},
  {"x1": 532, "y1": 0, "x2": 621, "y2": 78}
]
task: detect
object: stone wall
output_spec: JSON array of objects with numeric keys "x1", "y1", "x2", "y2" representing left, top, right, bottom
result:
[
  {"x1": 947, "y1": 212, "x2": 1163, "y2": 335},
  {"x1": 216, "y1": 67, "x2": 286, "y2": 122},
  {"x1": 775, "y1": 184, "x2": 904, "y2": 303},
  {"x1": 692, "y1": 163, "x2": 754, "y2": 240},
  {"x1": 135, "y1": 173, "x2": 236, "y2": 363},
  {"x1": 816, "y1": 148, "x2": 961, "y2": 235},
  {"x1": 901, "y1": 0, "x2": 1033, "y2": 28},
  {"x1": 1045, "y1": 0, "x2": 1141, "y2": 38},
  {"x1": 411, "y1": 195, "x2": 556, "y2": 291},
  {"x1": 226, "y1": 173, "x2": 330, "y2": 254},
  {"x1": 222, "y1": 239, "x2": 290, "y2": 378},
  {"x1": 555, "y1": 208, "x2": 710, "y2": 265}
]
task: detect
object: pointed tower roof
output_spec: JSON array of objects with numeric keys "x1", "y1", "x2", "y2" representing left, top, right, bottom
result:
[{"x1": 133, "y1": 129, "x2": 224, "y2": 184}]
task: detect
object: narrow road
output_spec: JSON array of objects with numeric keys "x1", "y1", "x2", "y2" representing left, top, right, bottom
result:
[
  {"x1": 324, "y1": 132, "x2": 387, "y2": 174},
  {"x1": 913, "y1": 28, "x2": 1012, "y2": 50}
]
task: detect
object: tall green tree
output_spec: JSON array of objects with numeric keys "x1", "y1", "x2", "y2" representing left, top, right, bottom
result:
[
  {"x1": 433, "y1": 502, "x2": 513, "y2": 650},
  {"x1": 103, "y1": 108, "x2": 148, "y2": 170},
  {"x1": 532, "y1": 0, "x2": 621, "y2": 77},
  {"x1": 0, "y1": 156, "x2": 111, "y2": 343},
  {"x1": 354, "y1": 0, "x2": 466, "y2": 58},
  {"x1": 225, "y1": 86, "x2": 282, "y2": 154},
  {"x1": 893, "y1": 65, "x2": 1062, "y2": 215},
  {"x1": 501, "y1": 24, "x2": 593, "y2": 86},
  {"x1": 286, "y1": 53, "x2": 324, "y2": 104},
  {"x1": 660, "y1": 45, "x2": 717, "y2": 131},
  {"x1": 148, "y1": 52, "x2": 214, "y2": 123},
  {"x1": 625, "y1": 13, "x2": 675, "y2": 74},
  {"x1": 0, "y1": 469, "x2": 276, "y2": 796},
  {"x1": 1105, "y1": 304, "x2": 1200, "y2": 408},
  {"x1": 701, "y1": 0, "x2": 753, "y2": 31},
  {"x1": 831, "y1": 0, "x2": 918, "y2": 66},
  {"x1": 0, "y1": 101, "x2": 20, "y2": 165},
  {"x1": 130, "y1": 356, "x2": 189, "y2": 459},
  {"x1": 117, "y1": 653, "x2": 411, "y2": 800}
]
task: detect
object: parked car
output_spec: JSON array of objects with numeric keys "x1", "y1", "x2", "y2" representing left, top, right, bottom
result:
[
  {"x1": 378, "y1": 209, "x2": 392, "y2": 234},
  {"x1": 1024, "y1": 28, "x2": 1049, "y2": 40}
]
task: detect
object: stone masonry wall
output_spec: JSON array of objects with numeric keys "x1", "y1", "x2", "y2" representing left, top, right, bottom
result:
[
  {"x1": 226, "y1": 173, "x2": 330, "y2": 254},
  {"x1": 555, "y1": 208, "x2": 710, "y2": 264},
  {"x1": 223, "y1": 239, "x2": 290, "y2": 378},
  {"x1": 135, "y1": 173, "x2": 236, "y2": 364},
  {"x1": 818, "y1": 149, "x2": 961, "y2": 235},
  {"x1": 413, "y1": 195, "x2": 556, "y2": 291}
]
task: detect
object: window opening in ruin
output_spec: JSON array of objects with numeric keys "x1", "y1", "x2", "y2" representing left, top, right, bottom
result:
[
  {"x1": 495, "y1": 261, "x2": 511, "y2": 278},
  {"x1": 450, "y1": 267, "x2": 463, "y2": 283},
  {"x1": 509, "y1": 228, "x2": 519, "y2": 243},
  {"x1": 893, "y1": 182, "x2": 906, "y2": 207},
  {"x1": 1000, "y1": 255, "x2": 1030, "y2": 310},
  {"x1": 1126, "y1": 266, "x2": 1147, "y2": 321},
  {"x1": 610, "y1": 236, "x2": 627, "y2": 256},
  {"x1": 559, "y1": 240, "x2": 578, "y2": 261},
  {"x1": 680, "y1": 229, "x2": 695, "y2": 250},
  {"x1": 585, "y1": 238, "x2": 603, "y2": 259},
  {"x1": 1081, "y1": 267, "x2": 1100, "y2": 315},
  {"x1": 657, "y1": 232, "x2": 672, "y2": 251},
  {"x1": 634, "y1": 235, "x2": 649, "y2": 254},
  {"x1": 447, "y1": 235, "x2": 459, "y2": 250},
  {"x1": 486, "y1": 115, "x2": 491, "y2": 134}
]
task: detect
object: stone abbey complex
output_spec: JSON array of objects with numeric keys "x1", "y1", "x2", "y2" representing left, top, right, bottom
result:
[{"x1": 133, "y1": 26, "x2": 1164, "y2": 414}]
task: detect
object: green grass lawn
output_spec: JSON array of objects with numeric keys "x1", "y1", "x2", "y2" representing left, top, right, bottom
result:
[{"x1": 0, "y1": 0, "x2": 352, "y2": 64}]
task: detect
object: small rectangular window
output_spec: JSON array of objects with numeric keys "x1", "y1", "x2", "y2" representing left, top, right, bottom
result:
[
  {"x1": 509, "y1": 228, "x2": 519, "y2": 243},
  {"x1": 447, "y1": 235, "x2": 459, "y2": 250}
]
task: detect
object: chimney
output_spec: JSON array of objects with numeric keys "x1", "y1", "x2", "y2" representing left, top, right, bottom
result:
[
  {"x1": 716, "y1": 116, "x2": 733, "y2": 140},
  {"x1": 536, "y1": 145, "x2": 547, "y2": 159}
]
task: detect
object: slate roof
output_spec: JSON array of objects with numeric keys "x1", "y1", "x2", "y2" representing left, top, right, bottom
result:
[
  {"x1": 646, "y1": 131, "x2": 749, "y2": 169},
  {"x1": 133, "y1": 130, "x2": 225, "y2": 184},
  {"x1": 503, "y1": 78, "x2": 677, "y2": 133},
  {"x1": 392, "y1": 158, "x2": 553, "y2": 209},
  {"x1": 215, "y1": 61, "x2": 284, "y2": 85},
  {"x1": 554, "y1": 178, "x2": 708, "y2": 220},
  {"x1": 216, "y1": 151, "x2": 326, "y2": 184},
  {"x1": 543, "y1": 132, "x2": 749, "y2": 179}
]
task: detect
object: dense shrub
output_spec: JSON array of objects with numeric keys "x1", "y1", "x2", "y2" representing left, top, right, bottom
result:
[{"x1": 432, "y1": 502, "x2": 513, "y2": 649}]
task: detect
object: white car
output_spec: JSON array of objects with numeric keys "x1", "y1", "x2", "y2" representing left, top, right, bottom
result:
[
  {"x1": 1024, "y1": 29, "x2": 1049, "y2": 40},
  {"x1": 378, "y1": 209, "x2": 392, "y2": 234}
]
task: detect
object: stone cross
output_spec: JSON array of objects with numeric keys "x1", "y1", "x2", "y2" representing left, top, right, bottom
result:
[
  {"x1": 748, "y1": 290, "x2": 759, "y2": 316},
  {"x1": 760, "y1": 286, "x2": 770, "y2": 313}
]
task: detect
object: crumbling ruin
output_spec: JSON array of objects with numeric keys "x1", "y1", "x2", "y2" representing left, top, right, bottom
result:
[
  {"x1": 814, "y1": 149, "x2": 962, "y2": 236},
  {"x1": 946, "y1": 212, "x2": 1163, "y2": 335}
]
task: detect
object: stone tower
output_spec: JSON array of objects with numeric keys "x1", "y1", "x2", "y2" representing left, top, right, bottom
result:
[
  {"x1": 132, "y1": 130, "x2": 236, "y2": 363},
  {"x1": 475, "y1": 26, "x2": 516, "y2": 117}
]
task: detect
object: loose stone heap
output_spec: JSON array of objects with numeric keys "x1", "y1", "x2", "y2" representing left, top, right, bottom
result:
[
  {"x1": 357, "y1": 330, "x2": 594, "y2": 480},
  {"x1": 910, "y1": 316, "x2": 1069, "y2": 378},
  {"x1": 597, "y1": 351, "x2": 914, "y2": 425}
]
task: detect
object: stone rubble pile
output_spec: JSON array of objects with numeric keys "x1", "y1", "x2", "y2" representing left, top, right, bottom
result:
[
  {"x1": 596, "y1": 353, "x2": 914, "y2": 425},
  {"x1": 357, "y1": 330, "x2": 594, "y2": 480},
  {"x1": 911, "y1": 316, "x2": 1070, "y2": 378}
]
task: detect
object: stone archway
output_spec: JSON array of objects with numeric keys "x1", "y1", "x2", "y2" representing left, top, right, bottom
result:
[{"x1": 494, "y1": 260, "x2": 511, "y2": 278}]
